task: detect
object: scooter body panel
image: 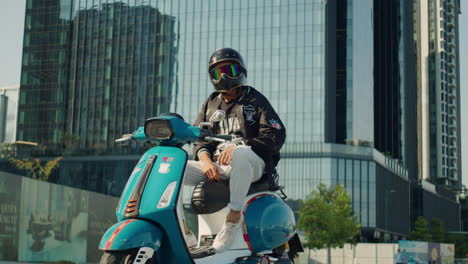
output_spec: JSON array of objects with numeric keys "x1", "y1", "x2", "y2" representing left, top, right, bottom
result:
[
  {"x1": 99, "y1": 219, "x2": 163, "y2": 251},
  {"x1": 108, "y1": 145, "x2": 193, "y2": 264},
  {"x1": 138, "y1": 146, "x2": 187, "y2": 219},
  {"x1": 243, "y1": 194, "x2": 296, "y2": 253},
  {"x1": 116, "y1": 146, "x2": 188, "y2": 222}
]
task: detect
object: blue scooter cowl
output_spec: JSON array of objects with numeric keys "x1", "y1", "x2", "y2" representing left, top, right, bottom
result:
[
  {"x1": 109, "y1": 146, "x2": 194, "y2": 263},
  {"x1": 99, "y1": 219, "x2": 163, "y2": 251},
  {"x1": 116, "y1": 146, "x2": 188, "y2": 221}
]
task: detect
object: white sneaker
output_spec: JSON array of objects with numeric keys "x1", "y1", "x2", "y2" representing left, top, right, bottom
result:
[{"x1": 213, "y1": 220, "x2": 241, "y2": 252}]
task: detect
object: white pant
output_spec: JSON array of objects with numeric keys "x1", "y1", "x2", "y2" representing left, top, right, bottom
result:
[{"x1": 183, "y1": 145, "x2": 265, "y2": 211}]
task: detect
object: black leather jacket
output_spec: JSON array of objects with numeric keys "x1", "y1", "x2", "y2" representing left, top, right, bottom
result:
[{"x1": 193, "y1": 86, "x2": 286, "y2": 180}]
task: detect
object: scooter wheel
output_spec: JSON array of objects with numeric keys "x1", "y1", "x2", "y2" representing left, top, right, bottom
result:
[{"x1": 100, "y1": 249, "x2": 158, "y2": 264}]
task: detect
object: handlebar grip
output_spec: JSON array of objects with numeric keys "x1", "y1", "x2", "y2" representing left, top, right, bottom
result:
[
  {"x1": 212, "y1": 134, "x2": 233, "y2": 140},
  {"x1": 204, "y1": 134, "x2": 234, "y2": 142},
  {"x1": 115, "y1": 136, "x2": 133, "y2": 143}
]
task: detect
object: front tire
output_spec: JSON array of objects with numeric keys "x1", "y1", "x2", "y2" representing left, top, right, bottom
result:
[{"x1": 100, "y1": 249, "x2": 158, "y2": 264}]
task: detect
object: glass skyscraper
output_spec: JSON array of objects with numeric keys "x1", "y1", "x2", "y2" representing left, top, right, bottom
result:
[
  {"x1": 414, "y1": 0, "x2": 462, "y2": 188},
  {"x1": 68, "y1": 3, "x2": 177, "y2": 151},
  {"x1": 0, "y1": 86, "x2": 19, "y2": 143},
  {"x1": 18, "y1": 0, "x2": 177, "y2": 153}
]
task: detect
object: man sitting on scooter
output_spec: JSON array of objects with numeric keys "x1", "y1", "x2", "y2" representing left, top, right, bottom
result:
[{"x1": 183, "y1": 48, "x2": 286, "y2": 252}]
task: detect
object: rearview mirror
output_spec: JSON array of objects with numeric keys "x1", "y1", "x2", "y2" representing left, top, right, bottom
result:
[
  {"x1": 209, "y1": 110, "x2": 226, "y2": 122},
  {"x1": 199, "y1": 110, "x2": 226, "y2": 129}
]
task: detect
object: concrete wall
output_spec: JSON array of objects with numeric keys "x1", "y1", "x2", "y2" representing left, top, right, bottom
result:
[
  {"x1": 297, "y1": 243, "x2": 399, "y2": 264},
  {"x1": 0, "y1": 172, "x2": 119, "y2": 263}
]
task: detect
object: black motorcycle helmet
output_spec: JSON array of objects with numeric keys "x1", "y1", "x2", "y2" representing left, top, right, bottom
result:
[{"x1": 208, "y1": 48, "x2": 247, "y2": 92}]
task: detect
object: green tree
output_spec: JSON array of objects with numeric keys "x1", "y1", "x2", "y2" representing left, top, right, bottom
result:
[
  {"x1": 408, "y1": 216, "x2": 431, "y2": 241},
  {"x1": 429, "y1": 218, "x2": 446, "y2": 242},
  {"x1": 0, "y1": 143, "x2": 15, "y2": 159},
  {"x1": 297, "y1": 184, "x2": 361, "y2": 263},
  {"x1": 9, "y1": 157, "x2": 63, "y2": 181}
]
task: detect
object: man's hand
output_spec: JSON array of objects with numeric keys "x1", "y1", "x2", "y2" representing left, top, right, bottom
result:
[
  {"x1": 218, "y1": 145, "x2": 236, "y2": 165},
  {"x1": 200, "y1": 160, "x2": 220, "y2": 181},
  {"x1": 198, "y1": 151, "x2": 220, "y2": 181}
]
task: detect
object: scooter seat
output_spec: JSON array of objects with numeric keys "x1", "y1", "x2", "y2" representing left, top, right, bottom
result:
[{"x1": 191, "y1": 176, "x2": 280, "y2": 215}]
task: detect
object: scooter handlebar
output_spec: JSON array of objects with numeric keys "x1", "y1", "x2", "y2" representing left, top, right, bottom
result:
[
  {"x1": 115, "y1": 134, "x2": 134, "y2": 143},
  {"x1": 203, "y1": 134, "x2": 244, "y2": 144},
  {"x1": 204, "y1": 135, "x2": 230, "y2": 142},
  {"x1": 208, "y1": 134, "x2": 233, "y2": 140}
]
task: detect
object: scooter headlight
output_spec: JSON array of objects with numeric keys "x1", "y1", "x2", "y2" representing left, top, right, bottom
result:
[
  {"x1": 144, "y1": 118, "x2": 173, "y2": 140},
  {"x1": 157, "y1": 181, "x2": 177, "y2": 209}
]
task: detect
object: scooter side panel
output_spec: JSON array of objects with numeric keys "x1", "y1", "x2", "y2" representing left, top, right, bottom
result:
[
  {"x1": 116, "y1": 147, "x2": 188, "y2": 219},
  {"x1": 139, "y1": 146, "x2": 187, "y2": 218},
  {"x1": 116, "y1": 147, "x2": 187, "y2": 219},
  {"x1": 116, "y1": 152, "x2": 155, "y2": 221},
  {"x1": 138, "y1": 146, "x2": 193, "y2": 264},
  {"x1": 243, "y1": 194, "x2": 296, "y2": 253},
  {"x1": 112, "y1": 146, "x2": 193, "y2": 264},
  {"x1": 99, "y1": 219, "x2": 163, "y2": 251}
]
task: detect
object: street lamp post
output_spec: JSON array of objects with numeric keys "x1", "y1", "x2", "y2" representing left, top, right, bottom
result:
[
  {"x1": 385, "y1": 189, "x2": 396, "y2": 240},
  {"x1": 12, "y1": 140, "x2": 39, "y2": 157}
]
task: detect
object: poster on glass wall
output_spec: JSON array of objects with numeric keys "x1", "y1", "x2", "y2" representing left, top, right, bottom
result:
[
  {"x1": 428, "y1": 242, "x2": 441, "y2": 264},
  {"x1": 18, "y1": 178, "x2": 88, "y2": 263},
  {"x1": 86, "y1": 191, "x2": 119, "y2": 262},
  {"x1": 399, "y1": 240, "x2": 429, "y2": 263},
  {"x1": 440, "y1": 243, "x2": 455, "y2": 264},
  {"x1": 0, "y1": 172, "x2": 21, "y2": 261}
]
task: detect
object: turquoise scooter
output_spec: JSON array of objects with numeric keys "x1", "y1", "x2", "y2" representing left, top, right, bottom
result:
[{"x1": 98, "y1": 110, "x2": 303, "y2": 264}]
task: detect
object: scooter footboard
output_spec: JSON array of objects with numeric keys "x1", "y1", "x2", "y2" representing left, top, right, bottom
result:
[{"x1": 99, "y1": 219, "x2": 163, "y2": 251}]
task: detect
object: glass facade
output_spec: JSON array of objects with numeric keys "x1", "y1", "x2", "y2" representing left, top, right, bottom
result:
[
  {"x1": 68, "y1": 3, "x2": 177, "y2": 151},
  {"x1": 278, "y1": 142, "x2": 410, "y2": 233},
  {"x1": 171, "y1": 0, "x2": 327, "y2": 145},
  {"x1": 420, "y1": 0, "x2": 462, "y2": 186},
  {"x1": 328, "y1": 0, "x2": 418, "y2": 179},
  {"x1": 19, "y1": 0, "x2": 71, "y2": 149},
  {"x1": 285, "y1": 156, "x2": 377, "y2": 226},
  {"x1": 346, "y1": 0, "x2": 374, "y2": 142},
  {"x1": 18, "y1": 0, "x2": 328, "y2": 152},
  {"x1": 373, "y1": 0, "x2": 403, "y2": 161},
  {"x1": 0, "y1": 86, "x2": 19, "y2": 143},
  {"x1": 19, "y1": 0, "x2": 177, "y2": 153}
]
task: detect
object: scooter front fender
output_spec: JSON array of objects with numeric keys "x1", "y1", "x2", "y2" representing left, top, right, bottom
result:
[{"x1": 99, "y1": 219, "x2": 163, "y2": 251}]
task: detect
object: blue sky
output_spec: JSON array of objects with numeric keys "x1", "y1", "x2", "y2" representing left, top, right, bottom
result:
[{"x1": 1, "y1": 1, "x2": 467, "y2": 185}]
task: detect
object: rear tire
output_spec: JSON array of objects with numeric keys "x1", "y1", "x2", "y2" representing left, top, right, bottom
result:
[
  {"x1": 272, "y1": 244, "x2": 295, "y2": 263},
  {"x1": 100, "y1": 249, "x2": 158, "y2": 264}
]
